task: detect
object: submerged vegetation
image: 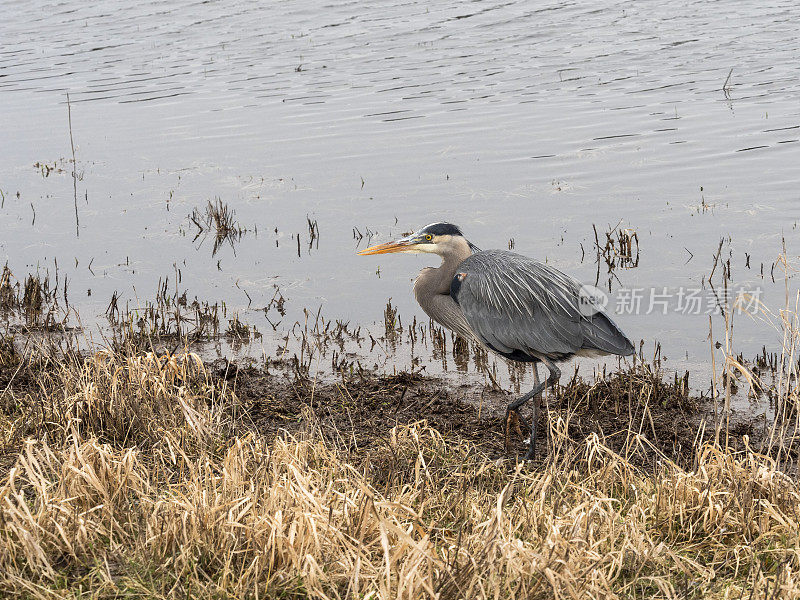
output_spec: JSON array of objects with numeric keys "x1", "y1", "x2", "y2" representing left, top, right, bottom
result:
[
  {"x1": 190, "y1": 197, "x2": 250, "y2": 257},
  {"x1": 0, "y1": 264, "x2": 66, "y2": 329}
]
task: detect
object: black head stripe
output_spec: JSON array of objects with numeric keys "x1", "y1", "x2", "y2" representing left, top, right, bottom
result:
[{"x1": 419, "y1": 222, "x2": 463, "y2": 237}]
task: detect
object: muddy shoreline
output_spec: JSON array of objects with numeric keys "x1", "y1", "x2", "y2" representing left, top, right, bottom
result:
[{"x1": 207, "y1": 355, "x2": 764, "y2": 469}]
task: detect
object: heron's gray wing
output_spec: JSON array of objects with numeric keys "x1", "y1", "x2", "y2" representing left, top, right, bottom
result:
[{"x1": 451, "y1": 250, "x2": 633, "y2": 359}]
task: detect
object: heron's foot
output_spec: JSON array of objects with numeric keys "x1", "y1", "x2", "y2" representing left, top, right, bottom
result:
[
  {"x1": 515, "y1": 411, "x2": 529, "y2": 435},
  {"x1": 504, "y1": 408, "x2": 529, "y2": 453},
  {"x1": 520, "y1": 408, "x2": 537, "y2": 460},
  {"x1": 523, "y1": 412, "x2": 539, "y2": 461},
  {"x1": 503, "y1": 409, "x2": 519, "y2": 453},
  {"x1": 523, "y1": 443, "x2": 537, "y2": 461},
  {"x1": 503, "y1": 410, "x2": 513, "y2": 453}
]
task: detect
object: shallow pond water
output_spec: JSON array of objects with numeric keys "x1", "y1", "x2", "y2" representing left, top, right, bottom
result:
[{"x1": 2, "y1": 0, "x2": 800, "y2": 397}]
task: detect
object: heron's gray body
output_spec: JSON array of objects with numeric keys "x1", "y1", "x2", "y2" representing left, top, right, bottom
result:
[
  {"x1": 414, "y1": 247, "x2": 634, "y2": 364},
  {"x1": 451, "y1": 250, "x2": 634, "y2": 362}
]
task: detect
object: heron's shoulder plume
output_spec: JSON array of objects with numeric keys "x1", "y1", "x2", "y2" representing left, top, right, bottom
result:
[{"x1": 456, "y1": 249, "x2": 582, "y2": 316}]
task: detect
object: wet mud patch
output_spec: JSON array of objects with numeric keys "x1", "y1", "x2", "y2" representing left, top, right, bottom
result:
[
  {"x1": 221, "y1": 360, "x2": 748, "y2": 469},
  {"x1": 226, "y1": 365, "x2": 502, "y2": 454}
]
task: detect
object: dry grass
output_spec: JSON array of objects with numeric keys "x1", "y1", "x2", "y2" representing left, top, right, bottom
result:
[{"x1": 0, "y1": 339, "x2": 799, "y2": 599}]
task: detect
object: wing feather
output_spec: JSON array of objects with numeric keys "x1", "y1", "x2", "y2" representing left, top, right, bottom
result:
[{"x1": 451, "y1": 250, "x2": 634, "y2": 360}]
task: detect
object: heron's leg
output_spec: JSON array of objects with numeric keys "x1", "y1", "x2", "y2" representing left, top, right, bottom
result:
[
  {"x1": 504, "y1": 365, "x2": 542, "y2": 450},
  {"x1": 507, "y1": 365, "x2": 540, "y2": 432},
  {"x1": 528, "y1": 364, "x2": 541, "y2": 448},
  {"x1": 524, "y1": 359, "x2": 561, "y2": 460}
]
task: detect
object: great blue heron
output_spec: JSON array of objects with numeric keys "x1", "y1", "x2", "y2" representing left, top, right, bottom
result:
[{"x1": 358, "y1": 222, "x2": 635, "y2": 459}]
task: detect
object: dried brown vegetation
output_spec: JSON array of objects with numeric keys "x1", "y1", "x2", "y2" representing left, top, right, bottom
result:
[{"x1": 0, "y1": 332, "x2": 799, "y2": 599}]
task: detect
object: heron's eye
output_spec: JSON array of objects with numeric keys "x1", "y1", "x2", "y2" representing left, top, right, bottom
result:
[{"x1": 425, "y1": 234, "x2": 433, "y2": 241}]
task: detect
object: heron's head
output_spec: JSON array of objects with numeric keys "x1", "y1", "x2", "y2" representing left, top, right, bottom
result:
[{"x1": 358, "y1": 222, "x2": 476, "y2": 258}]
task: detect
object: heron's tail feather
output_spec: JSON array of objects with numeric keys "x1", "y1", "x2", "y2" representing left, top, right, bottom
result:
[{"x1": 581, "y1": 311, "x2": 635, "y2": 357}]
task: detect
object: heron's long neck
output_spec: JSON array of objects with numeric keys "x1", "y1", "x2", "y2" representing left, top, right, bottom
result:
[
  {"x1": 413, "y1": 238, "x2": 474, "y2": 338},
  {"x1": 418, "y1": 238, "x2": 473, "y2": 294}
]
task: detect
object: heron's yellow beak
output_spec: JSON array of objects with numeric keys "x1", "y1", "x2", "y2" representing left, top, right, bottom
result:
[{"x1": 357, "y1": 240, "x2": 413, "y2": 255}]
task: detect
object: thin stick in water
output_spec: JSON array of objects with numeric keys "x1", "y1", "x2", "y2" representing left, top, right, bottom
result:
[
  {"x1": 67, "y1": 92, "x2": 79, "y2": 237},
  {"x1": 722, "y1": 67, "x2": 733, "y2": 91}
]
